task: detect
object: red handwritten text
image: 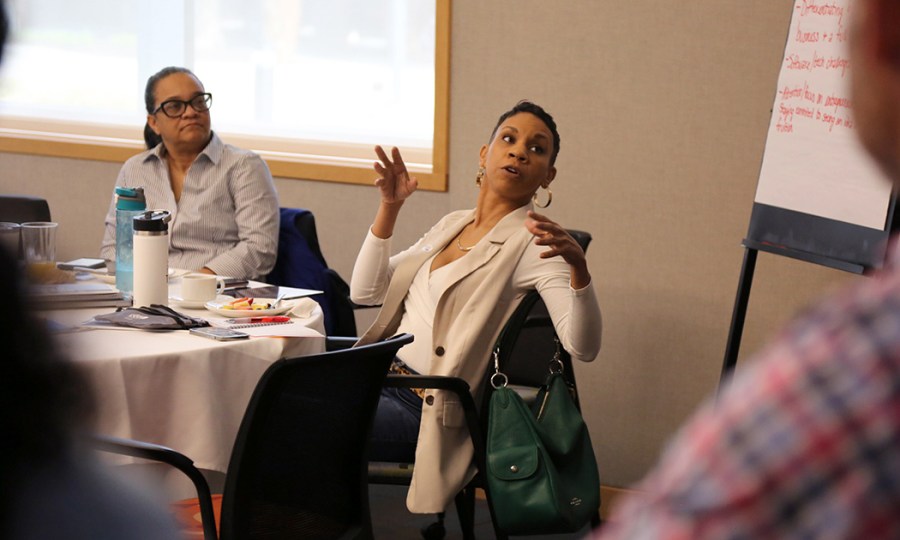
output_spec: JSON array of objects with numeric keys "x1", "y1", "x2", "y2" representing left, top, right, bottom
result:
[{"x1": 797, "y1": 0, "x2": 845, "y2": 25}]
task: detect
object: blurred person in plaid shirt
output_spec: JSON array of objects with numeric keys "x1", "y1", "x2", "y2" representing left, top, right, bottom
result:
[{"x1": 595, "y1": 1, "x2": 900, "y2": 538}]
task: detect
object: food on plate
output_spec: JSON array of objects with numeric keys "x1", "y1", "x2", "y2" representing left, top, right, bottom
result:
[{"x1": 220, "y1": 297, "x2": 272, "y2": 310}]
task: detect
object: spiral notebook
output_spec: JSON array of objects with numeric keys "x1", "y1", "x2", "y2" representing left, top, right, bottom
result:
[{"x1": 226, "y1": 320, "x2": 294, "y2": 329}]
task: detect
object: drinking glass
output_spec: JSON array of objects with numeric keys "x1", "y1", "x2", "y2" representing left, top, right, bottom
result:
[{"x1": 21, "y1": 221, "x2": 58, "y2": 270}]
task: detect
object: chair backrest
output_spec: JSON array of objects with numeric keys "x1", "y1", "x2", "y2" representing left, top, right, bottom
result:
[
  {"x1": 219, "y1": 333, "x2": 414, "y2": 540},
  {"x1": 568, "y1": 229, "x2": 592, "y2": 253},
  {"x1": 0, "y1": 195, "x2": 51, "y2": 223},
  {"x1": 267, "y1": 207, "x2": 357, "y2": 336}
]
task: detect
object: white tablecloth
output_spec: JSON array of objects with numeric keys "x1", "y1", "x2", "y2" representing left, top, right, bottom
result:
[{"x1": 44, "y1": 287, "x2": 326, "y2": 473}]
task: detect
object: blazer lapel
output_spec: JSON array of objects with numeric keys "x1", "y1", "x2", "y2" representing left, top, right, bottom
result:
[
  {"x1": 439, "y1": 204, "x2": 531, "y2": 292},
  {"x1": 358, "y1": 204, "x2": 532, "y2": 344},
  {"x1": 385, "y1": 210, "x2": 474, "y2": 305},
  {"x1": 359, "y1": 211, "x2": 474, "y2": 343}
]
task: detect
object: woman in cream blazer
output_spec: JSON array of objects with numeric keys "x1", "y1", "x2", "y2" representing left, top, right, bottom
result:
[{"x1": 351, "y1": 101, "x2": 602, "y2": 514}]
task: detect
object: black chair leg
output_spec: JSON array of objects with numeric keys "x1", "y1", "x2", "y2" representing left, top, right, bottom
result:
[
  {"x1": 420, "y1": 512, "x2": 446, "y2": 540},
  {"x1": 454, "y1": 488, "x2": 477, "y2": 540}
]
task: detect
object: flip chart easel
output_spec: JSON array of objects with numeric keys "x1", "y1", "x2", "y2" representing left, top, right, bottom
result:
[{"x1": 720, "y1": 0, "x2": 899, "y2": 386}]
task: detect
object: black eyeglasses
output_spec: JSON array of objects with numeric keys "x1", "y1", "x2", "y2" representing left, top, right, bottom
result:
[{"x1": 153, "y1": 93, "x2": 213, "y2": 118}]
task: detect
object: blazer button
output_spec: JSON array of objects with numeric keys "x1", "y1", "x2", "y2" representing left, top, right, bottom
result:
[
  {"x1": 435, "y1": 346, "x2": 445, "y2": 356},
  {"x1": 425, "y1": 395, "x2": 435, "y2": 406}
]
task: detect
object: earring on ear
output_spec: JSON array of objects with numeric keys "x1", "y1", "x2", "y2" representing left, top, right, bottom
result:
[
  {"x1": 476, "y1": 166, "x2": 485, "y2": 187},
  {"x1": 532, "y1": 187, "x2": 552, "y2": 208}
]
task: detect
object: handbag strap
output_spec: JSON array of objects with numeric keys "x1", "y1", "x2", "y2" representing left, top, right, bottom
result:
[
  {"x1": 490, "y1": 335, "x2": 565, "y2": 389},
  {"x1": 489, "y1": 290, "x2": 567, "y2": 389}
]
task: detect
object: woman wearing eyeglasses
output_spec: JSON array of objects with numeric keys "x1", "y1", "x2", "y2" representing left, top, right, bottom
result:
[{"x1": 100, "y1": 66, "x2": 279, "y2": 281}]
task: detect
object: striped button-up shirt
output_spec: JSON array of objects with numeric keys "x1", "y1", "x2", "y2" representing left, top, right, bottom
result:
[
  {"x1": 100, "y1": 132, "x2": 279, "y2": 280},
  {"x1": 596, "y1": 240, "x2": 900, "y2": 539}
]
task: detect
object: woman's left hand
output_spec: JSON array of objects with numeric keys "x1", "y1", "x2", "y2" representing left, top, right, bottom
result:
[{"x1": 525, "y1": 210, "x2": 591, "y2": 289}]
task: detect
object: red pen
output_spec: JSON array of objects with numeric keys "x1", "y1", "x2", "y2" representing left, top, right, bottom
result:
[{"x1": 227, "y1": 316, "x2": 292, "y2": 324}]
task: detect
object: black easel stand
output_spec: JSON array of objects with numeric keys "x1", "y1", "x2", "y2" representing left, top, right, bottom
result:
[
  {"x1": 719, "y1": 246, "x2": 758, "y2": 391},
  {"x1": 719, "y1": 239, "x2": 866, "y2": 392}
]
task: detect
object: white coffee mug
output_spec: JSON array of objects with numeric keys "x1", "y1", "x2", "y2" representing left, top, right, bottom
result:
[{"x1": 180, "y1": 274, "x2": 226, "y2": 303}]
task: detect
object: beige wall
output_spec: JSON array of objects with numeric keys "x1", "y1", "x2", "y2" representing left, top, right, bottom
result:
[{"x1": 0, "y1": 0, "x2": 864, "y2": 488}]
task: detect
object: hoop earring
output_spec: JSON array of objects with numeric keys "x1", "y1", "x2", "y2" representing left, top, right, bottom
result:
[
  {"x1": 476, "y1": 166, "x2": 485, "y2": 187},
  {"x1": 533, "y1": 188, "x2": 552, "y2": 208}
]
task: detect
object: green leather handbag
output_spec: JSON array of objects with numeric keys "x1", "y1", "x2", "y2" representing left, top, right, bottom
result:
[{"x1": 486, "y1": 341, "x2": 600, "y2": 535}]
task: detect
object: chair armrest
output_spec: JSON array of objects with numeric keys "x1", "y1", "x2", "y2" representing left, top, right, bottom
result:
[
  {"x1": 93, "y1": 434, "x2": 197, "y2": 471},
  {"x1": 92, "y1": 435, "x2": 218, "y2": 540},
  {"x1": 325, "y1": 336, "x2": 358, "y2": 351},
  {"x1": 383, "y1": 374, "x2": 471, "y2": 397},
  {"x1": 522, "y1": 314, "x2": 552, "y2": 328}
]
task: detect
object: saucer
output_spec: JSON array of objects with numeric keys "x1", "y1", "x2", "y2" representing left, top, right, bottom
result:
[{"x1": 170, "y1": 294, "x2": 232, "y2": 310}]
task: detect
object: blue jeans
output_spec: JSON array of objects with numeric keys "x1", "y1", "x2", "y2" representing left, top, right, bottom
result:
[{"x1": 370, "y1": 382, "x2": 423, "y2": 463}]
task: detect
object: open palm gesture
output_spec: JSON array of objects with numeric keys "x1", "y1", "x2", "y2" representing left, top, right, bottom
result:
[{"x1": 373, "y1": 145, "x2": 418, "y2": 204}]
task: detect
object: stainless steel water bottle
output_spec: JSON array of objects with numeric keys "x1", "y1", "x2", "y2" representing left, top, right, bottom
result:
[{"x1": 132, "y1": 210, "x2": 171, "y2": 308}]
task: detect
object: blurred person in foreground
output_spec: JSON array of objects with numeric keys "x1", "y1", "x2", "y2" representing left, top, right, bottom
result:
[
  {"x1": 100, "y1": 66, "x2": 279, "y2": 281},
  {"x1": 0, "y1": 248, "x2": 180, "y2": 539},
  {"x1": 596, "y1": 1, "x2": 900, "y2": 537},
  {"x1": 0, "y1": 6, "x2": 178, "y2": 537},
  {"x1": 351, "y1": 101, "x2": 602, "y2": 514}
]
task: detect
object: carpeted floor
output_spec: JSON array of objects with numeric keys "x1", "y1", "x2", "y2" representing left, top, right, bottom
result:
[
  {"x1": 368, "y1": 484, "x2": 593, "y2": 539},
  {"x1": 155, "y1": 466, "x2": 593, "y2": 538}
]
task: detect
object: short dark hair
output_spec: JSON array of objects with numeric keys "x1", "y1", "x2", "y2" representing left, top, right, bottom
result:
[
  {"x1": 142, "y1": 66, "x2": 200, "y2": 149},
  {"x1": 489, "y1": 101, "x2": 561, "y2": 166}
]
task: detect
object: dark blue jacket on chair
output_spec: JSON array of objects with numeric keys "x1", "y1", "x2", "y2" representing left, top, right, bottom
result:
[{"x1": 266, "y1": 208, "x2": 339, "y2": 334}]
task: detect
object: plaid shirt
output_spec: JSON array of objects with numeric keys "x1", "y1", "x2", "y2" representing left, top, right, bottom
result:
[{"x1": 596, "y1": 241, "x2": 900, "y2": 539}]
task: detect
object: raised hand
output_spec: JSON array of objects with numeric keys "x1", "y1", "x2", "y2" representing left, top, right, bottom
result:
[
  {"x1": 525, "y1": 210, "x2": 591, "y2": 289},
  {"x1": 374, "y1": 145, "x2": 418, "y2": 204}
]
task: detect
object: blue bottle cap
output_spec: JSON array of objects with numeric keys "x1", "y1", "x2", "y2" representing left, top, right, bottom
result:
[{"x1": 116, "y1": 186, "x2": 146, "y2": 211}]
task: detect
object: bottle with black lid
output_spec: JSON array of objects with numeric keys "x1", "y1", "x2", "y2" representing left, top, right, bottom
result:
[{"x1": 132, "y1": 210, "x2": 171, "y2": 308}]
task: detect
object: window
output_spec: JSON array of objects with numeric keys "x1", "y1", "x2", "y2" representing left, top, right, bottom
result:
[{"x1": 0, "y1": 0, "x2": 449, "y2": 190}]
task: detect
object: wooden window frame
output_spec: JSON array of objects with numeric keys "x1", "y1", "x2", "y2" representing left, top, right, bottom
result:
[{"x1": 0, "y1": 0, "x2": 450, "y2": 191}]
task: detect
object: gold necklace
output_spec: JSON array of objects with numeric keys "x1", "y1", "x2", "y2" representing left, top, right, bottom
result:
[{"x1": 456, "y1": 237, "x2": 476, "y2": 252}]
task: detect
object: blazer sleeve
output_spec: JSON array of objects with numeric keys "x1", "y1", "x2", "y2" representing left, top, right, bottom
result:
[
  {"x1": 517, "y1": 240, "x2": 602, "y2": 362},
  {"x1": 350, "y1": 211, "x2": 465, "y2": 305}
]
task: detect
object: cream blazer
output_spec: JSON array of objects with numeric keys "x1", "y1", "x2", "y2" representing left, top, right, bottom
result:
[{"x1": 356, "y1": 204, "x2": 600, "y2": 513}]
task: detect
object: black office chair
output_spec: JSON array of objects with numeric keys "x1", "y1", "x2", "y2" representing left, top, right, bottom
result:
[
  {"x1": 0, "y1": 194, "x2": 51, "y2": 223},
  {"x1": 0, "y1": 195, "x2": 52, "y2": 259},
  {"x1": 95, "y1": 333, "x2": 415, "y2": 540},
  {"x1": 365, "y1": 230, "x2": 598, "y2": 539},
  {"x1": 267, "y1": 207, "x2": 358, "y2": 336}
]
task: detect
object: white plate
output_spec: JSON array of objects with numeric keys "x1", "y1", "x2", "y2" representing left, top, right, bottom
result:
[{"x1": 205, "y1": 297, "x2": 294, "y2": 318}]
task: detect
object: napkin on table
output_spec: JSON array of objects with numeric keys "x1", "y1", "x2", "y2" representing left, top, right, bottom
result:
[{"x1": 290, "y1": 297, "x2": 319, "y2": 318}]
